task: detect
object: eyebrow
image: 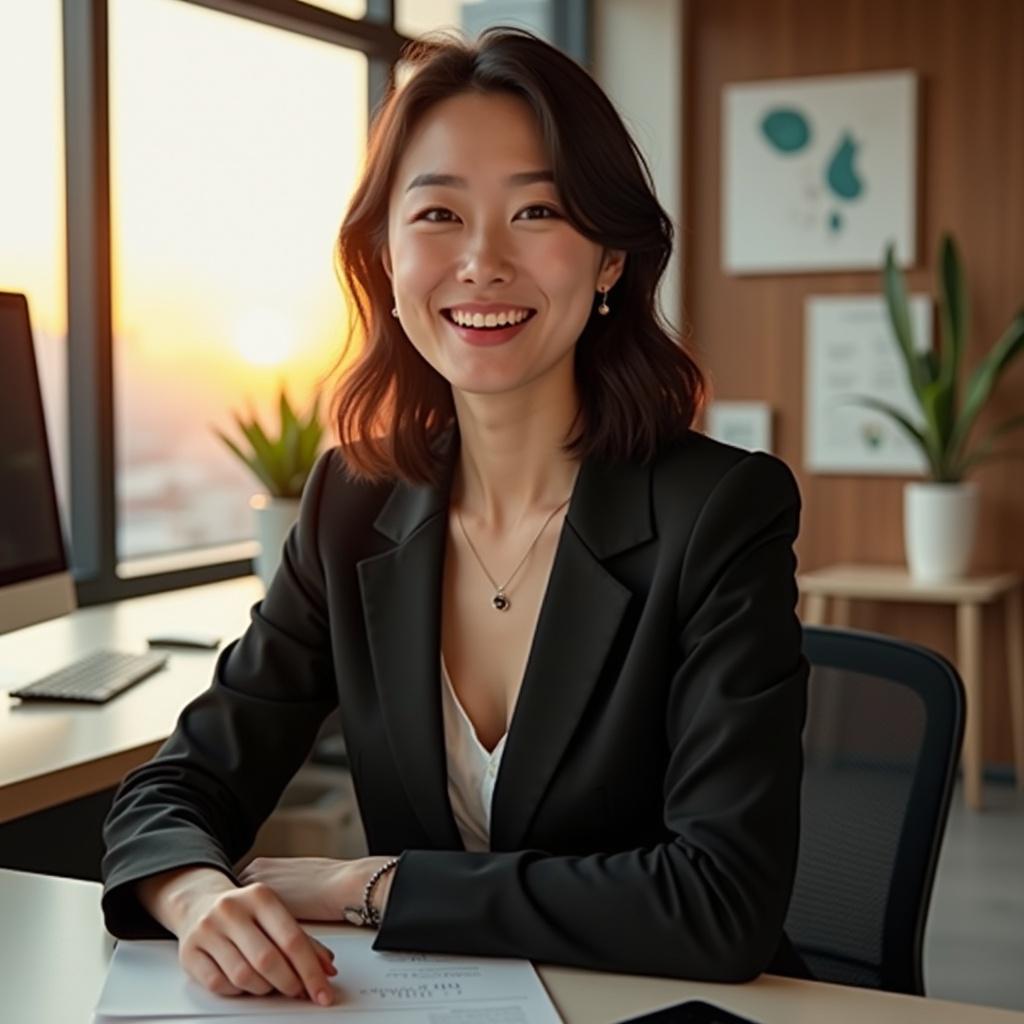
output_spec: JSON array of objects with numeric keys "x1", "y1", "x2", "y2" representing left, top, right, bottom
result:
[{"x1": 405, "y1": 170, "x2": 555, "y2": 192}]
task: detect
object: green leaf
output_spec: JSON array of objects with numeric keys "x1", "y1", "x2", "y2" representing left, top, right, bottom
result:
[
  {"x1": 938, "y1": 234, "x2": 968, "y2": 396},
  {"x1": 837, "y1": 393, "x2": 941, "y2": 476},
  {"x1": 919, "y1": 376, "x2": 957, "y2": 462},
  {"x1": 213, "y1": 388, "x2": 325, "y2": 499},
  {"x1": 236, "y1": 414, "x2": 285, "y2": 494},
  {"x1": 952, "y1": 413, "x2": 1024, "y2": 476},
  {"x1": 279, "y1": 389, "x2": 298, "y2": 432},
  {"x1": 883, "y1": 242, "x2": 928, "y2": 401},
  {"x1": 957, "y1": 447, "x2": 1024, "y2": 473},
  {"x1": 299, "y1": 393, "x2": 324, "y2": 470},
  {"x1": 927, "y1": 234, "x2": 967, "y2": 466},
  {"x1": 214, "y1": 427, "x2": 278, "y2": 494},
  {"x1": 948, "y1": 307, "x2": 1024, "y2": 464},
  {"x1": 281, "y1": 406, "x2": 302, "y2": 483}
]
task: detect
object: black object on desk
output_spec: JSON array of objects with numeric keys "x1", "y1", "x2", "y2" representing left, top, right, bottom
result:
[
  {"x1": 615, "y1": 1000, "x2": 761, "y2": 1024},
  {"x1": 8, "y1": 649, "x2": 169, "y2": 704},
  {"x1": 147, "y1": 632, "x2": 222, "y2": 650}
]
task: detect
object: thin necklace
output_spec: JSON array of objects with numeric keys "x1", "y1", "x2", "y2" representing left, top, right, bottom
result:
[{"x1": 456, "y1": 497, "x2": 571, "y2": 612}]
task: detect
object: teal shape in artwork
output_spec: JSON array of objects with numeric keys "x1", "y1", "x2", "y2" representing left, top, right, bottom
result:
[
  {"x1": 760, "y1": 108, "x2": 811, "y2": 153},
  {"x1": 829, "y1": 210, "x2": 843, "y2": 233},
  {"x1": 826, "y1": 132, "x2": 864, "y2": 200}
]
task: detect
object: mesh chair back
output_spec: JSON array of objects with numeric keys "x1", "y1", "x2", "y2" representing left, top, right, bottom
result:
[{"x1": 785, "y1": 626, "x2": 965, "y2": 994}]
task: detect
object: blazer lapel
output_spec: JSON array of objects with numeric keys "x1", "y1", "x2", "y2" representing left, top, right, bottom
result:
[
  {"x1": 357, "y1": 434, "x2": 656, "y2": 854},
  {"x1": 356, "y1": 442, "x2": 463, "y2": 850},
  {"x1": 491, "y1": 455, "x2": 655, "y2": 850}
]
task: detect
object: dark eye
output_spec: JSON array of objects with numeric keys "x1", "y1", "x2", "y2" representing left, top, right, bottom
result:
[
  {"x1": 416, "y1": 207, "x2": 458, "y2": 223},
  {"x1": 517, "y1": 205, "x2": 560, "y2": 221}
]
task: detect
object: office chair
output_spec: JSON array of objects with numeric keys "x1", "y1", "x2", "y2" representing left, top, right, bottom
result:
[{"x1": 784, "y1": 625, "x2": 965, "y2": 995}]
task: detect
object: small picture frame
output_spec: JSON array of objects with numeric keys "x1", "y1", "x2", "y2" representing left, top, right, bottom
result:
[{"x1": 705, "y1": 401, "x2": 774, "y2": 453}]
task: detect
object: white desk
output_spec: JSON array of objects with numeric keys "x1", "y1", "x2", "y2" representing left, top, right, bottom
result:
[
  {"x1": 0, "y1": 577, "x2": 262, "y2": 823},
  {"x1": 2, "y1": 869, "x2": 1022, "y2": 1024}
]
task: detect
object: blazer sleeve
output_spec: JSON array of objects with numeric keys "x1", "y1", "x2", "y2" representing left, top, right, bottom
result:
[
  {"x1": 100, "y1": 450, "x2": 340, "y2": 938},
  {"x1": 375, "y1": 451, "x2": 809, "y2": 982}
]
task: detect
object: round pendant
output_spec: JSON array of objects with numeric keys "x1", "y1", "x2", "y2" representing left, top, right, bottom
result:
[{"x1": 492, "y1": 591, "x2": 511, "y2": 611}]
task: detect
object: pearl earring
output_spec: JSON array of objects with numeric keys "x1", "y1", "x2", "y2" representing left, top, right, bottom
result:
[
  {"x1": 597, "y1": 286, "x2": 610, "y2": 316},
  {"x1": 391, "y1": 307, "x2": 399, "y2": 318}
]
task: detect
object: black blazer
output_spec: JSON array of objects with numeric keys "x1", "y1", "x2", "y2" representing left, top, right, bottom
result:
[{"x1": 102, "y1": 428, "x2": 810, "y2": 983}]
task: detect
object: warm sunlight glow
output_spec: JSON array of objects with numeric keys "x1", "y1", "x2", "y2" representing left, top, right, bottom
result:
[
  {"x1": 107, "y1": 0, "x2": 367, "y2": 558},
  {"x1": 231, "y1": 310, "x2": 303, "y2": 368},
  {"x1": 2, "y1": 0, "x2": 369, "y2": 561},
  {"x1": 0, "y1": 1, "x2": 65, "y2": 339}
]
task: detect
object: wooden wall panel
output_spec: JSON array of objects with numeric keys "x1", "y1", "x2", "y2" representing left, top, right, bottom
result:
[{"x1": 683, "y1": 0, "x2": 1024, "y2": 768}]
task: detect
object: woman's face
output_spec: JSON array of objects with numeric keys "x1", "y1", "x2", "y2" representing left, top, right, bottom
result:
[{"x1": 384, "y1": 90, "x2": 622, "y2": 399}]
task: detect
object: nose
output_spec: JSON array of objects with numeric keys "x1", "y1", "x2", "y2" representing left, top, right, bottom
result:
[{"x1": 456, "y1": 223, "x2": 513, "y2": 286}]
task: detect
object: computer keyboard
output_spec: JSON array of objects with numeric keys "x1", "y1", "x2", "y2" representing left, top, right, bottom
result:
[{"x1": 8, "y1": 649, "x2": 169, "y2": 704}]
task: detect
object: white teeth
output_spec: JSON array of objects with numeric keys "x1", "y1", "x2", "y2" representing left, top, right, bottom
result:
[{"x1": 449, "y1": 308, "x2": 531, "y2": 327}]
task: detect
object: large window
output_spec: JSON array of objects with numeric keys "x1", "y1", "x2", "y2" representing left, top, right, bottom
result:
[
  {"x1": 4, "y1": 0, "x2": 587, "y2": 603},
  {"x1": 396, "y1": 0, "x2": 564, "y2": 47},
  {"x1": 0, "y1": 0, "x2": 69, "y2": 530},
  {"x1": 306, "y1": 1, "x2": 368, "y2": 16},
  {"x1": 109, "y1": 0, "x2": 366, "y2": 562}
]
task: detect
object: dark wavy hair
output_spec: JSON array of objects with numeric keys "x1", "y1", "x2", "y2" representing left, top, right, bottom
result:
[{"x1": 330, "y1": 27, "x2": 706, "y2": 485}]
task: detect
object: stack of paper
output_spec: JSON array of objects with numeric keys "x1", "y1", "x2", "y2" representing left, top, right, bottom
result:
[{"x1": 94, "y1": 929, "x2": 564, "y2": 1023}]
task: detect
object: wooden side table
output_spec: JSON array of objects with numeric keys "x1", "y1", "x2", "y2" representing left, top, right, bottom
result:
[{"x1": 798, "y1": 564, "x2": 1024, "y2": 811}]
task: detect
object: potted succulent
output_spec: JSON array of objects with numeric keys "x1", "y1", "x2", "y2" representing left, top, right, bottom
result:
[
  {"x1": 848, "y1": 234, "x2": 1024, "y2": 581},
  {"x1": 215, "y1": 389, "x2": 324, "y2": 588}
]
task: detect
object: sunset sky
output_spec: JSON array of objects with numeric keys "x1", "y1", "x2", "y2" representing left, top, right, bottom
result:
[
  {"x1": 1, "y1": 0, "x2": 373, "y2": 556},
  {"x1": 2, "y1": 0, "x2": 369, "y2": 430}
]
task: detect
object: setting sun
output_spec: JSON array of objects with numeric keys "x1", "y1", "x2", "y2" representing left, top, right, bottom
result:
[{"x1": 230, "y1": 309, "x2": 303, "y2": 368}]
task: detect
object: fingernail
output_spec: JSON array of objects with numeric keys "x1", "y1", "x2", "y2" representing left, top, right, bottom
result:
[{"x1": 317, "y1": 990, "x2": 332, "y2": 1006}]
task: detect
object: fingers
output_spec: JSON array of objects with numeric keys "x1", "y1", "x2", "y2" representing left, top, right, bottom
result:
[
  {"x1": 180, "y1": 884, "x2": 336, "y2": 1005},
  {"x1": 227, "y1": 916, "x2": 306, "y2": 999},
  {"x1": 249, "y1": 885, "x2": 336, "y2": 1006},
  {"x1": 313, "y1": 937, "x2": 337, "y2": 971},
  {"x1": 182, "y1": 947, "x2": 243, "y2": 998},
  {"x1": 204, "y1": 931, "x2": 278, "y2": 997}
]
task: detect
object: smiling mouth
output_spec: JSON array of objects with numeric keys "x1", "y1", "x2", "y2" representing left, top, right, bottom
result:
[{"x1": 441, "y1": 308, "x2": 538, "y2": 330}]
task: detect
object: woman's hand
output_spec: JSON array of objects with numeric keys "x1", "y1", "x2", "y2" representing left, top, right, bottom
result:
[
  {"x1": 239, "y1": 856, "x2": 398, "y2": 922},
  {"x1": 136, "y1": 866, "x2": 338, "y2": 1005}
]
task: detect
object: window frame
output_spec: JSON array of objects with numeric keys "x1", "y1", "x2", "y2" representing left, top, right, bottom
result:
[{"x1": 61, "y1": 0, "x2": 588, "y2": 606}]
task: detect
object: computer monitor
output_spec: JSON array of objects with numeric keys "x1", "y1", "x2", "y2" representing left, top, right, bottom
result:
[{"x1": 0, "y1": 291, "x2": 76, "y2": 635}]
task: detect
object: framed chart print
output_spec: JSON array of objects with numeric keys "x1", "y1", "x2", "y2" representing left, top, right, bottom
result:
[{"x1": 804, "y1": 293, "x2": 931, "y2": 475}]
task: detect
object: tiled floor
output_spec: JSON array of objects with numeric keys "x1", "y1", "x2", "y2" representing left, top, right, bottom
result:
[{"x1": 924, "y1": 780, "x2": 1024, "y2": 1011}]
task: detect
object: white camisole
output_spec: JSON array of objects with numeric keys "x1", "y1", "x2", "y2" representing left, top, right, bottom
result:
[{"x1": 440, "y1": 654, "x2": 507, "y2": 852}]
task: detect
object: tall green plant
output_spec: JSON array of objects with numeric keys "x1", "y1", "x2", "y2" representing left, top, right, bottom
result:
[
  {"x1": 215, "y1": 389, "x2": 324, "y2": 499},
  {"x1": 848, "y1": 234, "x2": 1024, "y2": 482}
]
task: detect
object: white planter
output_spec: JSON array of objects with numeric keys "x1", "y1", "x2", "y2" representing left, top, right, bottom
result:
[
  {"x1": 903, "y1": 481, "x2": 979, "y2": 582},
  {"x1": 250, "y1": 495, "x2": 301, "y2": 590}
]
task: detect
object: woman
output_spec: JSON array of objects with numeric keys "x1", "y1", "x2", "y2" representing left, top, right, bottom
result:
[{"x1": 102, "y1": 28, "x2": 809, "y2": 1007}]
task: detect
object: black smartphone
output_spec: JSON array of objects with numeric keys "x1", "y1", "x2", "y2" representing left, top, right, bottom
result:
[{"x1": 614, "y1": 999, "x2": 761, "y2": 1024}]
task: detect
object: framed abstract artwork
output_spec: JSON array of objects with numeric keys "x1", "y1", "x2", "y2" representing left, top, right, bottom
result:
[{"x1": 723, "y1": 70, "x2": 917, "y2": 274}]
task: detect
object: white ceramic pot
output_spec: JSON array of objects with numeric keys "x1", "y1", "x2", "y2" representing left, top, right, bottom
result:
[
  {"x1": 250, "y1": 495, "x2": 301, "y2": 590},
  {"x1": 903, "y1": 481, "x2": 979, "y2": 582}
]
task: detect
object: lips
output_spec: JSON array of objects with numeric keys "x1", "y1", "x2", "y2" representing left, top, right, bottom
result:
[
  {"x1": 441, "y1": 307, "x2": 537, "y2": 330},
  {"x1": 439, "y1": 306, "x2": 538, "y2": 348}
]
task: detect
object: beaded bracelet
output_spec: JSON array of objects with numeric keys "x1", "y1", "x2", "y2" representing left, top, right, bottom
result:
[{"x1": 343, "y1": 856, "x2": 400, "y2": 928}]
